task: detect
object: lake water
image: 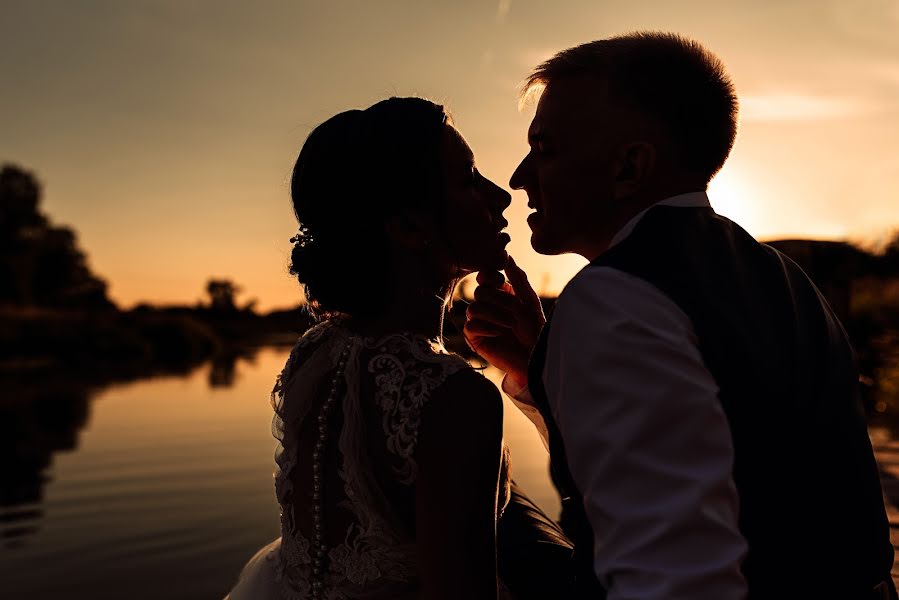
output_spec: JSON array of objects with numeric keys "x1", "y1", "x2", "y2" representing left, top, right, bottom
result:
[
  {"x1": 6, "y1": 345, "x2": 899, "y2": 599},
  {"x1": 0, "y1": 346, "x2": 556, "y2": 600}
]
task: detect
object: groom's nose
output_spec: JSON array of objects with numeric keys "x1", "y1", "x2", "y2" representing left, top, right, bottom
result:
[{"x1": 509, "y1": 153, "x2": 531, "y2": 190}]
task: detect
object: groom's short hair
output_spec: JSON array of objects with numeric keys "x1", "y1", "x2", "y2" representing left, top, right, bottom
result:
[{"x1": 525, "y1": 32, "x2": 739, "y2": 181}]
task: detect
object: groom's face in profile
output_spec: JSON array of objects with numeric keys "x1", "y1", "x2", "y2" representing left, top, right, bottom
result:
[{"x1": 510, "y1": 76, "x2": 633, "y2": 259}]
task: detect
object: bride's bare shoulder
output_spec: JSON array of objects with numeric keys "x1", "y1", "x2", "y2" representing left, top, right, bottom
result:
[{"x1": 425, "y1": 368, "x2": 503, "y2": 434}]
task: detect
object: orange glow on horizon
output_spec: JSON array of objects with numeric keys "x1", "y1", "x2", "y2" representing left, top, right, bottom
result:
[{"x1": 3, "y1": 2, "x2": 897, "y2": 310}]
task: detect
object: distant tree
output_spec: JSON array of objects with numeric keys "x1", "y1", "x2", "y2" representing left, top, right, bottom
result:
[
  {"x1": 242, "y1": 297, "x2": 258, "y2": 314},
  {"x1": 0, "y1": 165, "x2": 44, "y2": 234},
  {"x1": 879, "y1": 229, "x2": 899, "y2": 275},
  {"x1": 0, "y1": 164, "x2": 113, "y2": 310},
  {"x1": 206, "y1": 279, "x2": 240, "y2": 312}
]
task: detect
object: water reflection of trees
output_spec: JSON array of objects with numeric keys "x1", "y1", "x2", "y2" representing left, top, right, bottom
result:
[
  {"x1": 208, "y1": 347, "x2": 259, "y2": 389},
  {"x1": 0, "y1": 344, "x2": 268, "y2": 547},
  {"x1": 0, "y1": 384, "x2": 91, "y2": 548}
]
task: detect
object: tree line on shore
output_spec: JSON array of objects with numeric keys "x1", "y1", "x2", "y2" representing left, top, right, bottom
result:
[
  {"x1": 4, "y1": 162, "x2": 899, "y2": 417},
  {"x1": 0, "y1": 163, "x2": 310, "y2": 381}
]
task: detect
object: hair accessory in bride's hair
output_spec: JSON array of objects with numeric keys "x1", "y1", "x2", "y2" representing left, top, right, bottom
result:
[{"x1": 290, "y1": 224, "x2": 315, "y2": 248}]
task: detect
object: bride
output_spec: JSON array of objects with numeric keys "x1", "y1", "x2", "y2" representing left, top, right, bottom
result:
[{"x1": 225, "y1": 97, "x2": 567, "y2": 600}]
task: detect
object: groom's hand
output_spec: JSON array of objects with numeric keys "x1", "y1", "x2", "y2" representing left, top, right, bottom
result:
[{"x1": 464, "y1": 255, "x2": 545, "y2": 389}]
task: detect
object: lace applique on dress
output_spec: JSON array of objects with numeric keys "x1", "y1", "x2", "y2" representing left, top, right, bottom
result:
[
  {"x1": 270, "y1": 321, "x2": 472, "y2": 599},
  {"x1": 366, "y1": 334, "x2": 468, "y2": 484},
  {"x1": 271, "y1": 319, "x2": 339, "y2": 404}
]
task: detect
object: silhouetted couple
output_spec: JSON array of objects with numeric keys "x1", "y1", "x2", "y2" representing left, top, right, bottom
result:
[{"x1": 226, "y1": 32, "x2": 896, "y2": 600}]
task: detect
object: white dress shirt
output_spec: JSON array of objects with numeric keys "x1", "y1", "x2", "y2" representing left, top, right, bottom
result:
[{"x1": 505, "y1": 192, "x2": 748, "y2": 600}]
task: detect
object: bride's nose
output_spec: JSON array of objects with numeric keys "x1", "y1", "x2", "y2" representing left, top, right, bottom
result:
[{"x1": 488, "y1": 180, "x2": 512, "y2": 210}]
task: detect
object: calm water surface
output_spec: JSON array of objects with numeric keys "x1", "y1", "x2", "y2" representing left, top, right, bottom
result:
[{"x1": 1, "y1": 346, "x2": 555, "y2": 600}]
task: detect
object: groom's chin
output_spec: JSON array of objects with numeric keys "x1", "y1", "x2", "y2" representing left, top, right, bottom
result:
[{"x1": 529, "y1": 230, "x2": 563, "y2": 256}]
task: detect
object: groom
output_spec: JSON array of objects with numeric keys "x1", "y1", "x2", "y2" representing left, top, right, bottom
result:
[{"x1": 467, "y1": 32, "x2": 896, "y2": 599}]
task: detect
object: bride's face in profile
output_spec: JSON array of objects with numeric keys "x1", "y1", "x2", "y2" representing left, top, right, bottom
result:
[{"x1": 439, "y1": 125, "x2": 512, "y2": 273}]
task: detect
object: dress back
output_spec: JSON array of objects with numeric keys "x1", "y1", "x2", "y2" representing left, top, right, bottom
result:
[{"x1": 271, "y1": 320, "x2": 473, "y2": 599}]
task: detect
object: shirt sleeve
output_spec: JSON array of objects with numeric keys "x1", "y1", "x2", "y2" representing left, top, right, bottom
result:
[
  {"x1": 545, "y1": 267, "x2": 748, "y2": 600},
  {"x1": 500, "y1": 376, "x2": 549, "y2": 451}
]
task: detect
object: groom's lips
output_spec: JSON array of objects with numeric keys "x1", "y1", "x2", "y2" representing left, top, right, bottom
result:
[{"x1": 526, "y1": 196, "x2": 543, "y2": 227}]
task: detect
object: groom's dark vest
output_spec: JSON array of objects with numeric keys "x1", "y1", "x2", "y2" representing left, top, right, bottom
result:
[{"x1": 528, "y1": 205, "x2": 894, "y2": 598}]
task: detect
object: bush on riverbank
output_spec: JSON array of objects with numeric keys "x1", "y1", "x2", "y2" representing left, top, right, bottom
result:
[{"x1": 0, "y1": 308, "x2": 220, "y2": 380}]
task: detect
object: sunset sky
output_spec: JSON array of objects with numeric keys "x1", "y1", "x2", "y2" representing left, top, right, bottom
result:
[{"x1": 2, "y1": 1, "x2": 898, "y2": 310}]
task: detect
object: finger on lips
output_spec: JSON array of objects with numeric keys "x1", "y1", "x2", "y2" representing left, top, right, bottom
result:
[
  {"x1": 504, "y1": 255, "x2": 540, "y2": 305},
  {"x1": 505, "y1": 256, "x2": 529, "y2": 288},
  {"x1": 506, "y1": 255, "x2": 525, "y2": 278}
]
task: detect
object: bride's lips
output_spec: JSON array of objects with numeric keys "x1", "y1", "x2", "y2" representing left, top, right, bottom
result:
[{"x1": 493, "y1": 217, "x2": 511, "y2": 245}]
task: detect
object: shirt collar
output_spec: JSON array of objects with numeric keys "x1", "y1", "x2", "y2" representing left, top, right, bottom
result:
[{"x1": 608, "y1": 191, "x2": 712, "y2": 250}]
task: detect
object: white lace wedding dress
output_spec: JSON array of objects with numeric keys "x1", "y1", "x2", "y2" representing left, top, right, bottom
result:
[{"x1": 225, "y1": 319, "x2": 511, "y2": 600}]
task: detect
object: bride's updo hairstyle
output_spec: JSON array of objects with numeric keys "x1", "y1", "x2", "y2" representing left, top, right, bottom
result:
[{"x1": 289, "y1": 97, "x2": 449, "y2": 317}]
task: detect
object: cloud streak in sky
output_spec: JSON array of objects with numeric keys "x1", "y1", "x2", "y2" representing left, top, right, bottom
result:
[{"x1": 739, "y1": 92, "x2": 880, "y2": 122}]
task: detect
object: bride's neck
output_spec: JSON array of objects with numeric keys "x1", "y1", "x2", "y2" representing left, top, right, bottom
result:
[{"x1": 351, "y1": 279, "x2": 455, "y2": 340}]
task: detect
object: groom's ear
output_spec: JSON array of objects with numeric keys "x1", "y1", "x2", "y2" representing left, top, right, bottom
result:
[
  {"x1": 384, "y1": 213, "x2": 432, "y2": 250},
  {"x1": 613, "y1": 142, "x2": 656, "y2": 199}
]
